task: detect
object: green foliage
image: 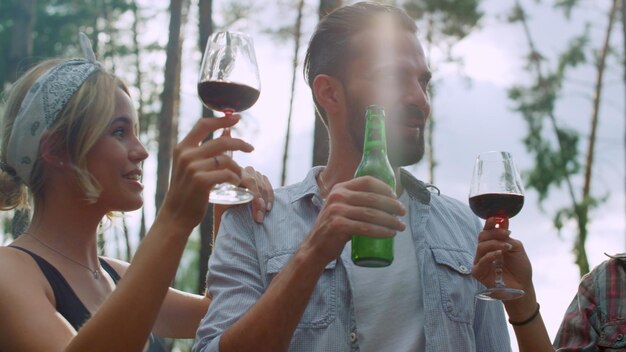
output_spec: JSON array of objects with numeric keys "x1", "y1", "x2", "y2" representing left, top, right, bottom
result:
[
  {"x1": 507, "y1": 0, "x2": 617, "y2": 276},
  {"x1": 508, "y1": 25, "x2": 591, "y2": 203},
  {"x1": 213, "y1": 0, "x2": 259, "y2": 32},
  {"x1": 557, "y1": 29, "x2": 589, "y2": 77},
  {"x1": 507, "y1": 3, "x2": 525, "y2": 23},
  {"x1": 554, "y1": 0, "x2": 581, "y2": 19},
  {"x1": 402, "y1": 0, "x2": 483, "y2": 39},
  {"x1": 0, "y1": 0, "x2": 134, "y2": 88}
]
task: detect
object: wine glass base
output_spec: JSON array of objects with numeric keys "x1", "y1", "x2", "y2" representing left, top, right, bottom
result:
[
  {"x1": 209, "y1": 183, "x2": 254, "y2": 205},
  {"x1": 476, "y1": 287, "x2": 525, "y2": 301}
]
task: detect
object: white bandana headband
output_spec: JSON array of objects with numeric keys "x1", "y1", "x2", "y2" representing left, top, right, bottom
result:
[{"x1": 5, "y1": 32, "x2": 102, "y2": 184}]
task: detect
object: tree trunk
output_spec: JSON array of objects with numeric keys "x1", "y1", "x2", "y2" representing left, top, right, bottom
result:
[
  {"x1": 281, "y1": 0, "x2": 306, "y2": 186},
  {"x1": 311, "y1": 0, "x2": 342, "y2": 167},
  {"x1": 576, "y1": 0, "x2": 619, "y2": 275},
  {"x1": 122, "y1": 217, "x2": 132, "y2": 261},
  {"x1": 425, "y1": 16, "x2": 436, "y2": 184},
  {"x1": 6, "y1": 0, "x2": 35, "y2": 84},
  {"x1": 131, "y1": 0, "x2": 146, "y2": 132},
  {"x1": 139, "y1": 207, "x2": 146, "y2": 240},
  {"x1": 197, "y1": 0, "x2": 214, "y2": 295},
  {"x1": 155, "y1": 0, "x2": 190, "y2": 212},
  {"x1": 621, "y1": 0, "x2": 626, "y2": 248}
]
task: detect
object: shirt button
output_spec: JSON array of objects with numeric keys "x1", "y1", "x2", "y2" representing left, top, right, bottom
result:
[
  {"x1": 350, "y1": 332, "x2": 357, "y2": 342},
  {"x1": 459, "y1": 265, "x2": 469, "y2": 273}
]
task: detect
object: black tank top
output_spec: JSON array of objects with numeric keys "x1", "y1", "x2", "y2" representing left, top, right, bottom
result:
[{"x1": 10, "y1": 246, "x2": 166, "y2": 351}]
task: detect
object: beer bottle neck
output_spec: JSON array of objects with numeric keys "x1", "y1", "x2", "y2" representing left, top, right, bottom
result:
[{"x1": 363, "y1": 115, "x2": 387, "y2": 155}]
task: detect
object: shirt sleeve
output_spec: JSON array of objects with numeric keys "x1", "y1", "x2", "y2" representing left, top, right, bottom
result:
[
  {"x1": 473, "y1": 298, "x2": 512, "y2": 351},
  {"x1": 554, "y1": 271, "x2": 600, "y2": 351},
  {"x1": 193, "y1": 207, "x2": 263, "y2": 352}
]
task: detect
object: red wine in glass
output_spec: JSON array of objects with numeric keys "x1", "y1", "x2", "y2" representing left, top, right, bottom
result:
[
  {"x1": 469, "y1": 151, "x2": 525, "y2": 301},
  {"x1": 469, "y1": 193, "x2": 524, "y2": 220},
  {"x1": 197, "y1": 81, "x2": 260, "y2": 113},
  {"x1": 198, "y1": 31, "x2": 261, "y2": 205}
]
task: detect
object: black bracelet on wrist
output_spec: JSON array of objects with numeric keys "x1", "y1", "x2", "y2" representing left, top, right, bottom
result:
[{"x1": 509, "y1": 303, "x2": 540, "y2": 326}]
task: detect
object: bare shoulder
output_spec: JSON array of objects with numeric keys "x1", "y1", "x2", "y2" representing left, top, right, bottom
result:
[
  {"x1": 101, "y1": 256, "x2": 130, "y2": 276},
  {"x1": 0, "y1": 246, "x2": 84, "y2": 350},
  {"x1": 0, "y1": 246, "x2": 51, "y2": 299},
  {"x1": 0, "y1": 246, "x2": 46, "y2": 285}
]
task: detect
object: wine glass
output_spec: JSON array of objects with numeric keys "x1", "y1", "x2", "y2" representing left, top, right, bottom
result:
[
  {"x1": 198, "y1": 31, "x2": 261, "y2": 205},
  {"x1": 468, "y1": 151, "x2": 525, "y2": 301}
]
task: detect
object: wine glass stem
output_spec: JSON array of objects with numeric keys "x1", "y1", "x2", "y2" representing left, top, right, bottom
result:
[
  {"x1": 222, "y1": 127, "x2": 233, "y2": 158},
  {"x1": 223, "y1": 109, "x2": 235, "y2": 158},
  {"x1": 493, "y1": 255, "x2": 506, "y2": 288},
  {"x1": 492, "y1": 217, "x2": 508, "y2": 288}
]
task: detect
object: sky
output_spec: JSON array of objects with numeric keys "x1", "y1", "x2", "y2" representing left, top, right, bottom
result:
[{"x1": 124, "y1": 0, "x2": 625, "y2": 350}]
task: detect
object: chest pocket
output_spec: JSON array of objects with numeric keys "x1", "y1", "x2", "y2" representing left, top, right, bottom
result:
[
  {"x1": 431, "y1": 247, "x2": 475, "y2": 323},
  {"x1": 266, "y1": 252, "x2": 338, "y2": 328},
  {"x1": 598, "y1": 320, "x2": 626, "y2": 351}
]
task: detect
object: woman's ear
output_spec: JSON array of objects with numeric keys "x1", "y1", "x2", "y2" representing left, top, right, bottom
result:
[
  {"x1": 313, "y1": 74, "x2": 346, "y2": 117},
  {"x1": 39, "y1": 132, "x2": 67, "y2": 168}
]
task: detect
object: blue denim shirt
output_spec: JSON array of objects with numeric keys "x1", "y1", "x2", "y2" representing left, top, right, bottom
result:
[{"x1": 193, "y1": 167, "x2": 511, "y2": 352}]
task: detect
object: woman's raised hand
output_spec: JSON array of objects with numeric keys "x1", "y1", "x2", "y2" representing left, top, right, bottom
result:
[
  {"x1": 160, "y1": 116, "x2": 254, "y2": 232},
  {"x1": 472, "y1": 217, "x2": 533, "y2": 293}
]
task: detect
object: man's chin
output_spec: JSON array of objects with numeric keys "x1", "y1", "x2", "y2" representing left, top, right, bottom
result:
[
  {"x1": 388, "y1": 141, "x2": 424, "y2": 167},
  {"x1": 389, "y1": 151, "x2": 424, "y2": 167}
]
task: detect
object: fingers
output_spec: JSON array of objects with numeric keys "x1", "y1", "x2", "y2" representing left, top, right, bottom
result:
[
  {"x1": 326, "y1": 185, "x2": 406, "y2": 217},
  {"x1": 180, "y1": 116, "x2": 240, "y2": 148},
  {"x1": 239, "y1": 166, "x2": 275, "y2": 223},
  {"x1": 188, "y1": 154, "x2": 241, "y2": 188},
  {"x1": 261, "y1": 174, "x2": 274, "y2": 211},
  {"x1": 199, "y1": 136, "x2": 254, "y2": 156},
  {"x1": 189, "y1": 155, "x2": 243, "y2": 179},
  {"x1": 327, "y1": 202, "x2": 406, "y2": 233},
  {"x1": 335, "y1": 217, "x2": 400, "y2": 238},
  {"x1": 474, "y1": 239, "x2": 513, "y2": 264},
  {"x1": 484, "y1": 216, "x2": 509, "y2": 230},
  {"x1": 313, "y1": 175, "x2": 406, "y2": 242},
  {"x1": 472, "y1": 249, "x2": 503, "y2": 280},
  {"x1": 345, "y1": 176, "x2": 397, "y2": 198},
  {"x1": 477, "y1": 227, "x2": 512, "y2": 243}
]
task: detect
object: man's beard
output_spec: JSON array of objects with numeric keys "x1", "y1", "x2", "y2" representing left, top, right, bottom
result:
[{"x1": 348, "y1": 101, "x2": 426, "y2": 167}]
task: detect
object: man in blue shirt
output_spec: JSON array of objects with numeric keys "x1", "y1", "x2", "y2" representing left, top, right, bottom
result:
[{"x1": 194, "y1": 2, "x2": 512, "y2": 351}]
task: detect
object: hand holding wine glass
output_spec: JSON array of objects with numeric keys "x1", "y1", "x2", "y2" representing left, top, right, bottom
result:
[
  {"x1": 198, "y1": 31, "x2": 261, "y2": 205},
  {"x1": 469, "y1": 151, "x2": 525, "y2": 301}
]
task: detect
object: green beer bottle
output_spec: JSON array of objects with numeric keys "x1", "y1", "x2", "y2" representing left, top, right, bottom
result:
[{"x1": 351, "y1": 104, "x2": 396, "y2": 267}]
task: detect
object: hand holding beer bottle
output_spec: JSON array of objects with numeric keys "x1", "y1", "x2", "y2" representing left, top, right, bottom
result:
[
  {"x1": 304, "y1": 105, "x2": 405, "y2": 268},
  {"x1": 351, "y1": 105, "x2": 397, "y2": 267}
]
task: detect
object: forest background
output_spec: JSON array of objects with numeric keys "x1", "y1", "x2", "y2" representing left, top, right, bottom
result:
[{"x1": 1, "y1": 0, "x2": 624, "y2": 350}]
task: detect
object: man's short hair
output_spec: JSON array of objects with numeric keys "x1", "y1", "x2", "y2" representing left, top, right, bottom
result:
[{"x1": 303, "y1": 1, "x2": 417, "y2": 125}]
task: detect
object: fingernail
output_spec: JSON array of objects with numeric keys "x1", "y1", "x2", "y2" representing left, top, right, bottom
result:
[
  {"x1": 266, "y1": 202, "x2": 272, "y2": 211},
  {"x1": 503, "y1": 243, "x2": 513, "y2": 250},
  {"x1": 255, "y1": 210, "x2": 264, "y2": 223}
]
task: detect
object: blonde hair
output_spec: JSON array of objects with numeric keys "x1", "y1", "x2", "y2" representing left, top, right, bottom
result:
[{"x1": 0, "y1": 59, "x2": 129, "y2": 210}]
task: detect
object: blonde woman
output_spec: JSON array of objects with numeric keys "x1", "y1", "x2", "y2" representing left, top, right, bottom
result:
[{"x1": 0, "y1": 34, "x2": 272, "y2": 351}]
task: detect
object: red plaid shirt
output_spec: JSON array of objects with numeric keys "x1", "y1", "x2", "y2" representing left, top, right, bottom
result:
[{"x1": 554, "y1": 254, "x2": 626, "y2": 351}]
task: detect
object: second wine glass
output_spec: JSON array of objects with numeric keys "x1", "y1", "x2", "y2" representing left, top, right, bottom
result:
[
  {"x1": 198, "y1": 31, "x2": 261, "y2": 205},
  {"x1": 469, "y1": 151, "x2": 525, "y2": 301}
]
